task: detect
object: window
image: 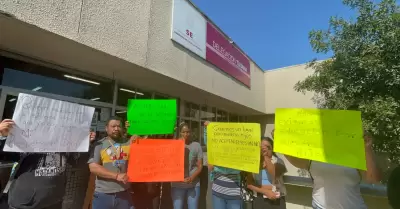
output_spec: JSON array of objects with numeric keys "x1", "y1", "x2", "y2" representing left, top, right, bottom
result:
[
  {"x1": 200, "y1": 105, "x2": 214, "y2": 146},
  {"x1": 117, "y1": 86, "x2": 152, "y2": 107},
  {"x1": 153, "y1": 93, "x2": 169, "y2": 99},
  {"x1": 1, "y1": 57, "x2": 114, "y2": 103},
  {"x1": 182, "y1": 102, "x2": 201, "y2": 143},
  {"x1": 115, "y1": 109, "x2": 127, "y2": 122},
  {"x1": 200, "y1": 105, "x2": 215, "y2": 121},
  {"x1": 239, "y1": 116, "x2": 247, "y2": 122},
  {"x1": 217, "y1": 109, "x2": 228, "y2": 122},
  {"x1": 229, "y1": 114, "x2": 239, "y2": 122}
]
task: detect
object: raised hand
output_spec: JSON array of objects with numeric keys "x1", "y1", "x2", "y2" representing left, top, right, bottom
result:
[{"x1": 0, "y1": 119, "x2": 14, "y2": 136}]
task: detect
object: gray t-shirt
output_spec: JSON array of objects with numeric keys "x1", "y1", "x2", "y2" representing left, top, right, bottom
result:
[
  {"x1": 88, "y1": 137, "x2": 131, "y2": 193},
  {"x1": 171, "y1": 141, "x2": 203, "y2": 188}
]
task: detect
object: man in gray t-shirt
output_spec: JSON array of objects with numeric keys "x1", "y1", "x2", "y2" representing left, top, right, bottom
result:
[{"x1": 88, "y1": 117, "x2": 134, "y2": 209}]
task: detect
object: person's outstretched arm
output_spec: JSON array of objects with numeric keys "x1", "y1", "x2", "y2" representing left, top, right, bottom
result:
[
  {"x1": 246, "y1": 173, "x2": 276, "y2": 199},
  {"x1": 284, "y1": 155, "x2": 310, "y2": 169},
  {"x1": 361, "y1": 135, "x2": 381, "y2": 183}
]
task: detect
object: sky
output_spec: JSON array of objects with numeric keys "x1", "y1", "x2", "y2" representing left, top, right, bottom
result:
[{"x1": 191, "y1": 0, "x2": 355, "y2": 70}]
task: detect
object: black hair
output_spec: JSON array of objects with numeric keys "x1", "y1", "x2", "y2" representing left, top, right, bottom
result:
[
  {"x1": 261, "y1": 136, "x2": 277, "y2": 157},
  {"x1": 106, "y1": 116, "x2": 122, "y2": 126},
  {"x1": 178, "y1": 122, "x2": 189, "y2": 133},
  {"x1": 239, "y1": 171, "x2": 251, "y2": 201}
]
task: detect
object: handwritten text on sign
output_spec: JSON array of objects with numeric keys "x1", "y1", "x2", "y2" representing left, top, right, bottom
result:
[
  {"x1": 3, "y1": 93, "x2": 94, "y2": 152},
  {"x1": 127, "y1": 100, "x2": 177, "y2": 135},
  {"x1": 127, "y1": 139, "x2": 184, "y2": 182},
  {"x1": 274, "y1": 108, "x2": 366, "y2": 170},
  {"x1": 207, "y1": 123, "x2": 261, "y2": 173}
]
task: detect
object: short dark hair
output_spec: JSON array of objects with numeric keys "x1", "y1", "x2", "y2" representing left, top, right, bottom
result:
[{"x1": 106, "y1": 116, "x2": 122, "y2": 126}]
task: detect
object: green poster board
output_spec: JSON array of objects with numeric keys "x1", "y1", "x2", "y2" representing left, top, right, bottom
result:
[{"x1": 127, "y1": 99, "x2": 177, "y2": 135}]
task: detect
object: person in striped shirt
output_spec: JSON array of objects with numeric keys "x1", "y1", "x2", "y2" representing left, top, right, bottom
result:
[{"x1": 204, "y1": 121, "x2": 243, "y2": 209}]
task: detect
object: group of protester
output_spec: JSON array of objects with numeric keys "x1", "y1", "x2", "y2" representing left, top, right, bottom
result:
[{"x1": 0, "y1": 116, "x2": 399, "y2": 209}]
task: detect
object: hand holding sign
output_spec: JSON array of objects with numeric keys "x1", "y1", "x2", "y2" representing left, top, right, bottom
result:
[
  {"x1": 0, "y1": 119, "x2": 14, "y2": 136},
  {"x1": 116, "y1": 173, "x2": 129, "y2": 184}
]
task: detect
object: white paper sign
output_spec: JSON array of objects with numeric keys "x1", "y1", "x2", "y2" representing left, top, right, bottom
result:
[
  {"x1": 3, "y1": 93, "x2": 95, "y2": 152},
  {"x1": 171, "y1": 0, "x2": 207, "y2": 58}
]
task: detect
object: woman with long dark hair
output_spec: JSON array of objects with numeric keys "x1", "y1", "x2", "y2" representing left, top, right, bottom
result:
[
  {"x1": 170, "y1": 123, "x2": 203, "y2": 209},
  {"x1": 246, "y1": 137, "x2": 287, "y2": 209}
]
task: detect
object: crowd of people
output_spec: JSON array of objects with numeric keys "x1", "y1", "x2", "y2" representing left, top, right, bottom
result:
[{"x1": 0, "y1": 116, "x2": 399, "y2": 209}]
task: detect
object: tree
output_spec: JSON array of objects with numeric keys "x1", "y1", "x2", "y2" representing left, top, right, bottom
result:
[{"x1": 295, "y1": 0, "x2": 400, "y2": 169}]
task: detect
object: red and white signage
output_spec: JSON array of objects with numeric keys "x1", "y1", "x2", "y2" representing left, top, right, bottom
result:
[
  {"x1": 171, "y1": 0, "x2": 251, "y2": 87},
  {"x1": 171, "y1": 0, "x2": 206, "y2": 58}
]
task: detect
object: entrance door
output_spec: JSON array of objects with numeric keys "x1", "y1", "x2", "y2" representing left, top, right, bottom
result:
[{"x1": 0, "y1": 87, "x2": 113, "y2": 209}]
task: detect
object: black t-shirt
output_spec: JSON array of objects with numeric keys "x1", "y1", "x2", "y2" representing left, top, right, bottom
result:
[{"x1": 8, "y1": 153, "x2": 76, "y2": 209}]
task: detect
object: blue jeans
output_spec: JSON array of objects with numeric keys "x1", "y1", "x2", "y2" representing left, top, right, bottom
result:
[
  {"x1": 171, "y1": 186, "x2": 200, "y2": 209},
  {"x1": 212, "y1": 194, "x2": 242, "y2": 209},
  {"x1": 92, "y1": 191, "x2": 135, "y2": 209}
]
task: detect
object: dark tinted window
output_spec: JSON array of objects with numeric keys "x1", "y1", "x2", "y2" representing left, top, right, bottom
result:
[{"x1": 0, "y1": 57, "x2": 114, "y2": 103}]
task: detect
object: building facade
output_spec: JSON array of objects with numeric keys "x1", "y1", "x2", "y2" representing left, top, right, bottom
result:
[{"x1": 0, "y1": 0, "x2": 391, "y2": 208}]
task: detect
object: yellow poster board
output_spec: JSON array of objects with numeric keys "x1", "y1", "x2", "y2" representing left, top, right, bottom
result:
[
  {"x1": 274, "y1": 108, "x2": 366, "y2": 170},
  {"x1": 207, "y1": 123, "x2": 261, "y2": 173}
]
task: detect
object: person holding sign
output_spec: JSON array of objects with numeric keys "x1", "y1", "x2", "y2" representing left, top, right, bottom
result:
[
  {"x1": 0, "y1": 119, "x2": 96, "y2": 209},
  {"x1": 284, "y1": 132, "x2": 381, "y2": 209},
  {"x1": 203, "y1": 121, "x2": 243, "y2": 209},
  {"x1": 88, "y1": 116, "x2": 134, "y2": 209},
  {"x1": 246, "y1": 137, "x2": 287, "y2": 209},
  {"x1": 170, "y1": 123, "x2": 203, "y2": 209}
]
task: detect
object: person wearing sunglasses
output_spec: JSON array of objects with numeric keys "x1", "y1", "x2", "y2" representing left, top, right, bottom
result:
[{"x1": 246, "y1": 137, "x2": 287, "y2": 209}]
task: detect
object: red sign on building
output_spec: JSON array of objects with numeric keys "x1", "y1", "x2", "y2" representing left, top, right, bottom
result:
[{"x1": 206, "y1": 22, "x2": 251, "y2": 87}]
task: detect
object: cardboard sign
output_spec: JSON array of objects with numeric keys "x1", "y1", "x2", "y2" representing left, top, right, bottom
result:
[
  {"x1": 127, "y1": 100, "x2": 177, "y2": 135},
  {"x1": 274, "y1": 108, "x2": 366, "y2": 170},
  {"x1": 127, "y1": 139, "x2": 184, "y2": 182},
  {"x1": 3, "y1": 93, "x2": 94, "y2": 152},
  {"x1": 207, "y1": 123, "x2": 261, "y2": 173}
]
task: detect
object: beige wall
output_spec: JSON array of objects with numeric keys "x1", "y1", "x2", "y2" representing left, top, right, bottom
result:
[
  {"x1": 0, "y1": 0, "x2": 266, "y2": 114},
  {"x1": 254, "y1": 64, "x2": 392, "y2": 209},
  {"x1": 264, "y1": 63, "x2": 317, "y2": 114}
]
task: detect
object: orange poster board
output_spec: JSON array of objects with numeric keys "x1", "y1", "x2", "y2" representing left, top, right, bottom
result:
[{"x1": 127, "y1": 139, "x2": 184, "y2": 182}]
